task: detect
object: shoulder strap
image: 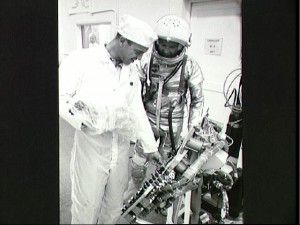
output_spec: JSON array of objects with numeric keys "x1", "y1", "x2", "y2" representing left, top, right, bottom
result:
[
  {"x1": 148, "y1": 53, "x2": 154, "y2": 80},
  {"x1": 163, "y1": 60, "x2": 184, "y2": 84},
  {"x1": 143, "y1": 54, "x2": 154, "y2": 102},
  {"x1": 178, "y1": 55, "x2": 188, "y2": 95}
]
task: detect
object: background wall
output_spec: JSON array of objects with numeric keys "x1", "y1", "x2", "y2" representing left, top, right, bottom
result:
[
  {"x1": 58, "y1": 0, "x2": 242, "y2": 128},
  {"x1": 58, "y1": 0, "x2": 118, "y2": 61},
  {"x1": 59, "y1": 0, "x2": 188, "y2": 59},
  {"x1": 189, "y1": 0, "x2": 241, "y2": 127}
]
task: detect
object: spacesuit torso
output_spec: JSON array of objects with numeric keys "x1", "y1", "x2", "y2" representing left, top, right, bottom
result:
[
  {"x1": 145, "y1": 54, "x2": 186, "y2": 119},
  {"x1": 140, "y1": 47, "x2": 204, "y2": 134}
]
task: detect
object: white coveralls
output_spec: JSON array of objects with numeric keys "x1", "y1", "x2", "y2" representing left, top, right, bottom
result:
[{"x1": 59, "y1": 45, "x2": 158, "y2": 224}]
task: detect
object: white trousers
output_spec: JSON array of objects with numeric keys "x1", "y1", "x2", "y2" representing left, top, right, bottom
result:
[{"x1": 70, "y1": 130, "x2": 130, "y2": 224}]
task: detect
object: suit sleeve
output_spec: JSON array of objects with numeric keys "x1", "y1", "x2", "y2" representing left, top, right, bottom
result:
[
  {"x1": 186, "y1": 57, "x2": 205, "y2": 130},
  {"x1": 131, "y1": 73, "x2": 158, "y2": 153},
  {"x1": 59, "y1": 52, "x2": 84, "y2": 130}
]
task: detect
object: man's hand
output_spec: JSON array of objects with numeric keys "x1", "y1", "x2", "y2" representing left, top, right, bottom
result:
[
  {"x1": 179, "y1": 130, "x2": 189, "y2": 142},
  {"x1": 146, "y1": 151, "x2": 163, "y2": 165}
]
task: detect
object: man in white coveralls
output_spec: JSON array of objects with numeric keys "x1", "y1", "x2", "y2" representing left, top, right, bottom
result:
[{"x1": 59, "y1": 15, "x2": 163, "y2": 224}]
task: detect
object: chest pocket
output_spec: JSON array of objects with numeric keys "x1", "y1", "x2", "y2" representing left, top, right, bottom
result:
[
  {"x1": 114, "y1": 79, "x2": 137, "y2": 107},
  {"x1": 116, "y1": 66, "x2": 139, "y2": 107}
]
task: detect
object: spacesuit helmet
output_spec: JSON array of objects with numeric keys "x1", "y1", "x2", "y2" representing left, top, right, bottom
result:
[
  {"x1": 153, "y1": 15, "x2": 191, "y2": 61},
  {"x1": 154, "y1": 15, "x2": 191, "y2": 47}
]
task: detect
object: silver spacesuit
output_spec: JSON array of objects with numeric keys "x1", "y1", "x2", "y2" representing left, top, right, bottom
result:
[{"x1": 126, "y1": 15, "x2": 205, "y2": 196}]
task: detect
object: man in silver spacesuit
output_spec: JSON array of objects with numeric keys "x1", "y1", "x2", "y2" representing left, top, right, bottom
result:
[{"x1": 125, "y1": 15, "x2": 205, "y2": 200}]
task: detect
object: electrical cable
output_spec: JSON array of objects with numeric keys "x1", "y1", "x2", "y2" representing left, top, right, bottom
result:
[
  {"x1": 223, "y1": 69, "x2": 242, "y2": 112},
  {"x1": 223, "y1": 69, "x2": 241, "y2": 99},
  {"x1": 226, "y1": 135, "x2": 234, "y2": 147},
  {"x1": 225, "y1": 73, "x2": 241, "y2": 102},
  {"x1": 224, "y1": 89, "x2": 237, "y2": 108},
  {"x1": 168, "y1": 104, "x2": 176, "y2": 153}
]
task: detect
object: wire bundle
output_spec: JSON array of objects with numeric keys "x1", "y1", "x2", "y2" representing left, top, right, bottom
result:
[{"x1": 223, "y1": 68, "x2": 242, "y2": 113}]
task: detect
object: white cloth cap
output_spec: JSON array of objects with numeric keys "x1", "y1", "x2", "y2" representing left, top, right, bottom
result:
[{"x1": 117, "y1": 15, "x2": 158, "y2": 48}]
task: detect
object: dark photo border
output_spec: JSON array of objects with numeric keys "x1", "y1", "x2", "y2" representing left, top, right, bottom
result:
[{"x1": 242, "y1": 0, "x2": 298, "y2": 223}]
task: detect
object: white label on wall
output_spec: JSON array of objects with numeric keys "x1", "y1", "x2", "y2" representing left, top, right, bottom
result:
[{"x1": 204, "y1": 38, "x2": 223, "y2": 55}]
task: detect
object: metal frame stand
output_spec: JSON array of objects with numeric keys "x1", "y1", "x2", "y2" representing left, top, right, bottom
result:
[{"x1": 166, "y1": 190, "x2": 192, "y2": 224}]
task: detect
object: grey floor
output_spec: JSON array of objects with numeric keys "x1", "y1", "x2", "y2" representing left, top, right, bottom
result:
[
  {"x1": 59, "y1": 117, "x2": 74, "y2": 224},
  {"x1": 59, "y1": 117, "x2": 166, "y2": 224}
]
